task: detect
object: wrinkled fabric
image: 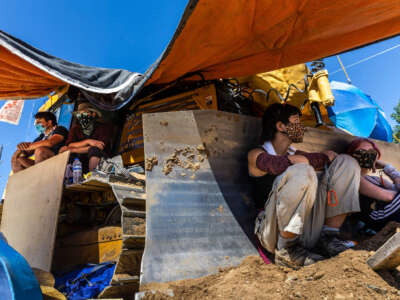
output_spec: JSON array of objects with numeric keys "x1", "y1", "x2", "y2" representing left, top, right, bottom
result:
[{"x1": 255, "y1": 155, "x2": 360, "y2": 253}]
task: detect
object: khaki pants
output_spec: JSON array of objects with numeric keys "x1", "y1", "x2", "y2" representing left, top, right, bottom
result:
[{"x1": 255, "y1": 154, "x2": 360, "y2": 254}]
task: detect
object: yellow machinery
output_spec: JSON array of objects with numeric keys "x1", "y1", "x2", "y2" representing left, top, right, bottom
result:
[{"x1": 119, "y1": 84, "x2": 218, "y2": 165}]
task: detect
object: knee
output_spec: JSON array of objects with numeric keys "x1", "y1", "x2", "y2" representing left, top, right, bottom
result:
[
  {"x1": 333, "y1": 154, "x2": 360, "y2": 172},
  {"x1": 34, "y1": 147, "x2": 51, "y2": 159},
  {"x1": 286, "y1": 164, "x2": 318, "y2": 187},
  {"x1": 88, "y1": 146, "x2": 103, "y2": 158},
  {"x1": 12, "y1": 151, "x2": 20, "y2": 161}
]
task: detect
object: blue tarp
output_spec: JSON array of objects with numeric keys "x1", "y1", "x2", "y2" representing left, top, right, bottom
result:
[
  {"x1": 0, "y1": 233, "x2": 42, "y2": 300},
  {"x1": 328, "y1": 81, "x2": 393, "y2": 142},
  {"x1": 55, "y1": 262, "x2": 116, "y2": 300}
]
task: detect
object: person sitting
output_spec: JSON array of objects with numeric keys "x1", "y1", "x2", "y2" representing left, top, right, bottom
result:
[
  {"x1": 347, "y1": 138, "x2": 400, "y2": 232},
  {"x1": 59, "y1": 103, "x2": 112, "y2": 172},
  {"x1": 248, "y1": 103, "x2": 361, "y2": 268},
  {"x1": 11, "y1": 111, "x2": 68, "y2": 173}
]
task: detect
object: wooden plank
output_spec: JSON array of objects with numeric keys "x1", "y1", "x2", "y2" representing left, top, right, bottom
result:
[
  {"x1": 1, "y1": 151, "x2": 69, "y2": 271},
  {"x1": 367, "y1": 232, "x2": 400, "y2": 270}
]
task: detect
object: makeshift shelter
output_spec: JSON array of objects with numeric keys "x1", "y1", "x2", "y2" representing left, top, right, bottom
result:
[{"x1": 1, "y1": 0, "x2": 400, "y2": 109}]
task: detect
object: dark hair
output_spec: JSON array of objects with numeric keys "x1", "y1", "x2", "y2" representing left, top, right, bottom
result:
[
  {"x1": 34, "y1": 111, "x2": 57, "y2": 125},
  {"x1": 261, "y1": 103, "x2": 301, "y2": 142}
]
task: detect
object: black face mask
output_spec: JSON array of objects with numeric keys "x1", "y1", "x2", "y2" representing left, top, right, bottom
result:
[{"x1": 351, "y1": 149, "x2": 377, "y2": 169}]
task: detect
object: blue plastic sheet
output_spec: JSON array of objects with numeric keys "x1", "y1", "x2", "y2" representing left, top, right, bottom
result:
[
  {"x1": 55, "y1": 262, "x2": 116, "y2": 300},
  {"x1": 0, "y1": 233, "x2": 42, "y2": 300},
  {"x1": 328, "y1": 81, "x2": 393, "y2": 142}
]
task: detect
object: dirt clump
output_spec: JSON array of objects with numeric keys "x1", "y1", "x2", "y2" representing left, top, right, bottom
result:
[
  {"x1": 145, "y1": 156, "x2": 158, "y2": 171},
  {"x1": 141, "y1": 222, "x2": 400, "y2": 299},
  {"x1": 162, "y1": 146, "x2": 206, "y2": 176},
  {"x1": 141, "y1": 251, "x2": 400, "y2": 299}
]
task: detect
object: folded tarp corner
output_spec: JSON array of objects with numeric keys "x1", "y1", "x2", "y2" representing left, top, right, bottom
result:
[{"x1": 1, "y1": 0, "x2": 400, "y2": 110}]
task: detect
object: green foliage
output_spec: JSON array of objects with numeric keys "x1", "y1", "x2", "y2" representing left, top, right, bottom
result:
[{"x1": 391, "y1": 100, "x2": 400, "y2": 143}]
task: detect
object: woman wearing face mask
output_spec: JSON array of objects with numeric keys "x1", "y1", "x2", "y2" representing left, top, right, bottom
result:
[
  {"x1": 347, "y1": 138, "x2": 400, "y2": 231},
  {"x1": 248, "y1": 103, "x2": 361, "y2": 269}
]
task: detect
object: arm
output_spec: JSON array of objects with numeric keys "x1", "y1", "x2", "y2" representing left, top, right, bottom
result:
[
  {"x1": 68, "y1": 139, "x2": 104, "y2": 150},
  {"x1": 295, "y1": 150, "x2": 331, "y2": 170},
  {"x1": 360, "y1": 176, "x2": 397, "y2": 202},
  {"x1": 375, "y1": 161, "x2": 400, "y2": 190},
  {"x1": 248, "y1": 149, "x2": 308, "y2": 176},
  {"x1": 69, "y1": 146, "x2": 91, "y2": 154},
  {"x1": 25, "y1": 134, "x2": 65, "y2": 151}
]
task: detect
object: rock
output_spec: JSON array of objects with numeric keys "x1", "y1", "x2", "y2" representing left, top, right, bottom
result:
[
  {"x1": 313, "y1": 272, "x2": 325, "y2": 280},
  {"x1": 367, "y1": 284, "x2": 387, "y2": 295}
]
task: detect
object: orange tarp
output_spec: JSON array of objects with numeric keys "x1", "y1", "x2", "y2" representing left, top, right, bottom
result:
[
  {"x1": 0, "y1": 45, "x2": 64, "y2": 99},
  {"x1": 147, "y1": 0, "x2": 400, "y2": 85},
  {"x1": 1, "y1": 0, "x2": 400, "y2": 101}
]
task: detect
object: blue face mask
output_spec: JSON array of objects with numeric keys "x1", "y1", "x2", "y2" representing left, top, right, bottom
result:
[{"x1": 35, "y1": 123, "x2": 46, "y2": 134}]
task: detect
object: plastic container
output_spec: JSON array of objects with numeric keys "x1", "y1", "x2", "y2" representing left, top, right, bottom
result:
[
  {"x1": 72, "y1": 158, "x2": 82, "y2": 184},
  {"x1": 64, "y1": 163, "x2": 72, "y2": 185}
]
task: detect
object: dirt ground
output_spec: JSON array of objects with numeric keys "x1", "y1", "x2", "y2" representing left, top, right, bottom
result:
[{"x1": 141, "y1": 222, "x2": 400, "y2": 300}]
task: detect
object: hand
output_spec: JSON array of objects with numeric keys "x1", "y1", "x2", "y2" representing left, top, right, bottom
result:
[
  {"x1": 374, "y1": 160, "x2": 387, "y2": 170},
  {"x1": 59, "y1": 146, "x2": 68, "y2": 153},
  {"x1": 17, "y1": 142, "x2": 31, "y2": 150},
  {"x1": 288, "y1": 155, "x2": 309, "y2": 165},
  {"x1": 14, "y1": 149, "x2": 24, "y2": 158},
  {"x1": 89, "y1": 139, "x2": 105, "y2": 150},
  {"x1": 322, "y1": 150, "x2": 338, "y2": 162}
]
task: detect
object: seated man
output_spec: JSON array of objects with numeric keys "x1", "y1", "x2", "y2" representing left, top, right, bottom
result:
[
  {"x1": 248, "y1": 103, "x2": 360, "y2": 268},
  {"x1": 12, "y1": 111, "x2": 68, "y2": 173},
  {"x1": 347, "y1": 138, "x2": 400, "y2": 231},
  {"x1": 59, "y1": 103, "x2": 112, "y2": 172}
]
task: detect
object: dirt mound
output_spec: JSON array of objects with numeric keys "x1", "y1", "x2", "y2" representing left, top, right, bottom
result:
[{"x1": 141, "y1": 223, "x2": 400, "y2": 300}]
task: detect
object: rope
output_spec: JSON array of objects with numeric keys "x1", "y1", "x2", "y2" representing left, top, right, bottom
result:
[
  {"x1": 330, "y1": 42, "x2": 400, "y2": 75},
  {"x1": 336, "y1": 55, "x2": 352, "y2": 84}
]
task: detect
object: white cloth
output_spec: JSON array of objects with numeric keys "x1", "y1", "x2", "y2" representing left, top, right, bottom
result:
[{"x1": 261, "y1": 141, "x2": 296, "y2": 155}]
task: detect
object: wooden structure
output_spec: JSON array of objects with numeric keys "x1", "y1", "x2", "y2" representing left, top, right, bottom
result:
[{"x1": 1, "y1": 151, "x2": 69, "y2": 271}]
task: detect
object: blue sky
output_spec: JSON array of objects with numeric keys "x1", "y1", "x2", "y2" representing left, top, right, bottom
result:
[{"x1": 0, "y1": 1, "x2": 400, "y2": 196}]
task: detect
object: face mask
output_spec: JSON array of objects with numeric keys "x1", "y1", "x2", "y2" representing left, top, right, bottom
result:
[
  {"x1": 76, "y1": 112, "x2": 96, "y2": 135},
  {"x1": 35, "y1": 123, "x2": 46, "y2": 134},
  {"x1": 351, "y1": 149, "x2": 377, "y2": 169},
  {"x1": 283, "y1": 122, "x2": 305, "y2": 143}
]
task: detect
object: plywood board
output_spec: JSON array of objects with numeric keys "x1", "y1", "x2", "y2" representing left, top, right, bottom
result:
[
  {"x1": 367, "y1": 232, "x2": 400, "y2": 270},
  {"x1": 1, "y1": 151, "x2": 69, "y2": 271}
]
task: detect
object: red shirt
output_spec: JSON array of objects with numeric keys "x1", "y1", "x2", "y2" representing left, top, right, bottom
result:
[{"x1": 66, "y1": 122, "x2": 114, "y2": 155}]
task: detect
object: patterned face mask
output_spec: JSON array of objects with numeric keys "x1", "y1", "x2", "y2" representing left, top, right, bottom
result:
[
  {"x1": 351, "y1": 149, "x2": 378, "y2": 169},
  {"x1": 76, "y1": 112, "x2": 96, "y2": 136},
  {"x1": 283, "y1": 122, "x2": 305, "y2": 143}
]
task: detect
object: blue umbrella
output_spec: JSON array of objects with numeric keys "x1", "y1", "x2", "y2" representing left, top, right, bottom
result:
[{"x1": 328, "y1": 81, "x2": 393, "y2": 142}]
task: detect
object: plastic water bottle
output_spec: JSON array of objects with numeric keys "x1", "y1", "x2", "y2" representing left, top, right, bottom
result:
[
  {"x1": 72, "y1": 158, "x2": 82, "y2": 184},
  {"x1": 64, "y1": 163, "x2": 72, "y2": 185}
]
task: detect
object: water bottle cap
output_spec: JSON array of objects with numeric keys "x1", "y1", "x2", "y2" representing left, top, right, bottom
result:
[{"x1": 74, "y1": 158, "x2": 79, "y2": 161}]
